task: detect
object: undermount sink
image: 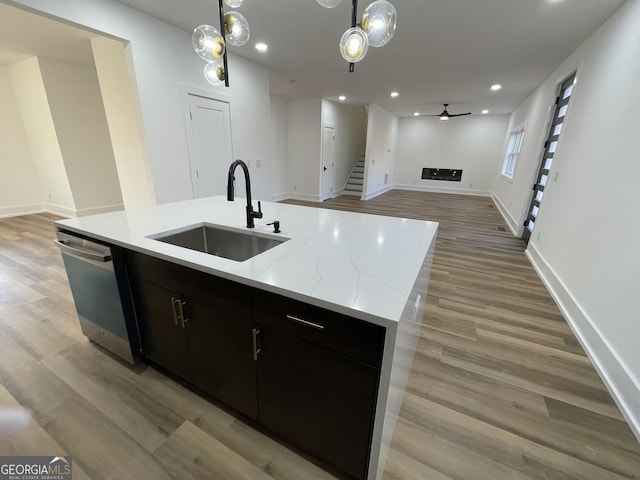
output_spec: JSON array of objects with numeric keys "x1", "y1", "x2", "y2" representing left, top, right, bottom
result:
[{"x1": 149, "y1": 223, "x2": 289, "y2": 262}]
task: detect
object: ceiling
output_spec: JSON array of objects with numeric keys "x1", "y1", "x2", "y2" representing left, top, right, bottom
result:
[
  {"x1": 0, "y1": 0, "x2": 627, "y2": 116},
  {"x1": 115, "y1": 0, "x2": 626, "y2": 116}
]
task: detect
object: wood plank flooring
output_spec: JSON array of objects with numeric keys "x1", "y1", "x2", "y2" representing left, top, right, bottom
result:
[{"x1": 1, "y1": 191, "x2": 639, "y2": 479}]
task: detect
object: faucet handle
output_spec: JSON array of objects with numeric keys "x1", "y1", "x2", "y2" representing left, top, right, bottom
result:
[{"x1": 255, "y1": 201, "x2": 263, "y2": 219}]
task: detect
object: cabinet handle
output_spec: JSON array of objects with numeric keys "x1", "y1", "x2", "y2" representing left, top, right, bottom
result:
[
  {"x1": 252, "y1": 328, "x2": 261, "y2": 361},
  {"x1": 286, "y1": 314, "x2": 325, "y2": 331},
  {"x1": 170, "y1": 297, "x2": 179, "y2": 326},
  {"x1": 178, "y1": 301, "x2": 189, "y2": 328}
]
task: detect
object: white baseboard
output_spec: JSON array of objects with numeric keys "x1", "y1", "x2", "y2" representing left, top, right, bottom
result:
[
  {"x1": 45, "y1": 203, "x2": 76, "y2": 218},
  {"x1": 394, "y1": 183, "x2": 491, "y2": 197},
  {"x1": 341, "y1": 190, "x2": 361, "y2": 197},
  {"x1": 526, "y1": 243, "x2": 640, "y2": 442},
  {"x1": 271, "y1": 192, "x2": 290, "y2": 202},
  {"x1": 491, "y1": 192, "x2": 520, "y2": 236},
  {"x1": 0, "y1": 203, "x2": 46, "y2": 219},
  {"x1": 286, "y1": 192, "x2": 322, "y2": 203},
  {"x1": 362, "y1": 184, "x2": 393, "y2": 200},
  {"x1": 75, "y1": 203, "x2": 124, "y2": 217}
]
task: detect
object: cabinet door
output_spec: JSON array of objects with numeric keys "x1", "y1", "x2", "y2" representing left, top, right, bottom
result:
[
  {"x1": 256, "y1": 326, "x2": 378, "y2": 480},
  {"x1": 130, "y1": 279, "x2": 192, "y2": 381},
  {"x1": 184, "y1": 291, "x2": 258, "y2": 420}
]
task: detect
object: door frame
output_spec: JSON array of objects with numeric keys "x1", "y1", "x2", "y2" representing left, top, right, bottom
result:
[
  {"x1": 321, "y1": 123, "x2": 336, "y2": 201},
  {"x1": 180, "y1": 85, "x2": 235, "y2": 198}
]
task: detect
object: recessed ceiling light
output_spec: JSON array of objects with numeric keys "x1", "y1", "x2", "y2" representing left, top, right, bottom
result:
[
  {"x1": 339, "y1": 95, "x2": 346, "y2": 101},
  {"x1": 413, "y1": 112, "x2": 420, "y2": 117},
  {"x1": 390, "y1": 91, "x2": 399, "y2": 98},
  {"x1": 482, "y1": 109, "x2": 489, "y2": 114},
  {"x1": 490, "y1": 84, "x2": 502, "y2": 91},
  {"x1": 255, "y1": 42, "x2": 268, "y2": 52}
]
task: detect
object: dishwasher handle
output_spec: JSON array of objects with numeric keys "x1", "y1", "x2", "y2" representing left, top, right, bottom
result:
[{"x1": 54, "y1": 239, "x2": 112, "y2": 263}]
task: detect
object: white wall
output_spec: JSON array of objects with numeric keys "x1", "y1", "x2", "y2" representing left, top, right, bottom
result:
[
  {"x1": 38, "y1": 57, "x2": 123, "y2": 215},
  {"x1": 321, "y1": 100, "x2": 367, "y2": 193},
  {"x1": 13, "y1": 0, "x2": 273, "y2": 205},
  {"x1": 0, "y1": 65, "x2": 43, "y2": 217},
  {"x1": 270, "y1": 95, "x2": 288, "y2": 201},
  {"x1": 493, "y1": 86, "x2": 554, "y2": 232},
  {"x1": 395, "y1": 115, "x2": 509, "y2": 197},
  {"x1": 494, "y1": 0, "x2": 640, "y2": 439},
  {"x1": 92, "y1": 36, "x2": 155, "y2": 209},
  {"x1": 363, "y1": 103, "x2": 398, "y2": 200},
  {"x1": 287, "y1": 98, "x2": 322, "y2": 202},
  {"x1": 9, "y1": 57, "x2": 76, "y2": 217}
]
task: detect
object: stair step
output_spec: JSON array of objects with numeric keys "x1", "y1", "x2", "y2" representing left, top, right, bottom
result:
[
  {"x1": 347, "y1": 180, "x2": 363, "y2": 186},
  {"x1": 353, "y1": 168, "x2": 364, "y2": 174},
  {"x1": 351, "y1": 173, "x2": 364, "y2": 179}
]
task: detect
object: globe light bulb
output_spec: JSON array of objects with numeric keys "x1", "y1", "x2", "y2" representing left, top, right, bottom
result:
[
  {"x1": 317, "y1": 0, "x2": 342, "y2": 8},
  {"x1": 224, "y1": 12, "x2": 250, "y2": 47},
  {"x1": 340, "y1": 28, "x2": 369, "y2": 63},
  {"x1": 193, "y1": 25, "x2": 225, "y2": 62},
  {"x1": 204, "y1": 60, "x2": 225, "y2": 86},
  {"x1": 225, "y1": 0, "x2": 243, "y2": 7},
  {"x1": 361, "y1": 0, "x2": 397, "y2": 48}
]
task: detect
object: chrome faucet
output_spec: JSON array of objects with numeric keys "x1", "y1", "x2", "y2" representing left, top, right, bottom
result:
[{"x1": 227, "y1": 160, "x2": 263, "y2": 228}]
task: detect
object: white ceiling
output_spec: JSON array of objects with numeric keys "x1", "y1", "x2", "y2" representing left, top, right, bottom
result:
[
  {"x1": 115, "y1": 0, "x2": 626, "y2": 116},
  {"x1": 0, "y1": 0, "x2": 626, "y2": 116}
]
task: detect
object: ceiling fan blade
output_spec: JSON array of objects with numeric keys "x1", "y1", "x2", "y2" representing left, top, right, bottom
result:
[{"x1": 449, "y1": 112, "x2": 472, "y2": 117}]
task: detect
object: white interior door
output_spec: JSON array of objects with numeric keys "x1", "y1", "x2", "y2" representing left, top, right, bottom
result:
[
  {"x1": 322, "y1": 125, "x2": 336, "y2": 200},
  {"x1": 187, "y1": 94, "x2": 233, "y2": 198}
]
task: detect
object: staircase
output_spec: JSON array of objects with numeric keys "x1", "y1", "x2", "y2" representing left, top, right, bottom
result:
[{"x1": 343, "y1": 151, "x2": 365, "y2": 196}]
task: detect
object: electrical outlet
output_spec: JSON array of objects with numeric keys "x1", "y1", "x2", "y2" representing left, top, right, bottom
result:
[
  {"x1": 537, "y1": 231, "x2": 542, "y2": 241},
  {"x1": 256, "y1": 159, "x2": 262, "y2": 168},
  {"x1": 470, "y1": 183, "x2": 473, "y2": 188},
  {"x1": 293, "y1": 185, "x2": 297, "y2": 190}
]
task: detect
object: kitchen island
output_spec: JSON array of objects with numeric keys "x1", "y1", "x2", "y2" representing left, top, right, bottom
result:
[{"x1": 55, "y1": 196, "x2": 438, "y2": 480}]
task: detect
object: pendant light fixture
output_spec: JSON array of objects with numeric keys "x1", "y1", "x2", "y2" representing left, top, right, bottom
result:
[
  {"x1": 192, "y1": 0, "x2": 251, "y2": 87},
  {"x1": 317, "y1": 0, "x2": 397, "y2": 72}
]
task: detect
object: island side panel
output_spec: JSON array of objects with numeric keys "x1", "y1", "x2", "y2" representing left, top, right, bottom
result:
[{"x1": 368, "y1": 236, "x2": 436, "y2": 480}]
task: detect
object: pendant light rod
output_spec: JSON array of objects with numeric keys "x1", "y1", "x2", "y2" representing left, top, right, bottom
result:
[
  {"x1": 349, "y1": 0, "x2": 358, "y2": 72},
  {"x1": 218, "y1": 0, "x2": 230, "y2": 86}
]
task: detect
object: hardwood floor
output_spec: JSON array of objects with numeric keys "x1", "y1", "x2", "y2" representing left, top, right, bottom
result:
[{"x1": 1, "y1": 191, "x2": 639, "y2": 479}]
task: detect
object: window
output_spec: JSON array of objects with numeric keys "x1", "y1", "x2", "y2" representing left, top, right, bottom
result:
[{"x1": 501, "y1": 128, "x2": 525, "y2": 180}]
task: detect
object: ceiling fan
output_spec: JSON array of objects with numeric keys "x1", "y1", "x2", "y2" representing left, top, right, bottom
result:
[{"x1": 429, "y1": 104, "x2": 472, "y2": 121}]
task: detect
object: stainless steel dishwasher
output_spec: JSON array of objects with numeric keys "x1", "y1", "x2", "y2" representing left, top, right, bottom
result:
[{"x1": 55, "y1": 230, "x2": 140, "y2": 364}]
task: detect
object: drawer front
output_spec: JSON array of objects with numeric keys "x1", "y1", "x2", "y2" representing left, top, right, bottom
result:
[
  {"x1": 253, "y1": 289, "x2": 385, "y2": 367},
  {"x1": 124, "y1": 250, "x2": 250, "y2": 306}
]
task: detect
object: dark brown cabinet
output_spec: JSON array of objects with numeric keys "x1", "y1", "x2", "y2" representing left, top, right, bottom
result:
[
  {"x1": 253, "y1": 289, "x2": 385, "y2": 480},
  {"x1": 125, "y1": 250, "x2": 385, "y2": 480},
  {"x1": 184, "y1": 283, "x2": 258, "y2": 420},
  {"x1": 130, "y1": 279, "x2": 192, "y2": 381},
  {"x1": 125, "y1": 251, "x2": 258, "y2": 420},
  {"x1": 255, "y1": 326, "x2": 379, "y2": 480}
]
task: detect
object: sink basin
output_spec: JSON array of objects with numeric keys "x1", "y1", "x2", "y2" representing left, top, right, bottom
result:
[{"x1": 149, "y1": 224, "x2": 289, "y2": 262}]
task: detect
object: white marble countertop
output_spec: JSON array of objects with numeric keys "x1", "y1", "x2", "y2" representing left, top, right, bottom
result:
[{"x1": 55, "y1": 196, "x2": 438, "y2": 327}]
